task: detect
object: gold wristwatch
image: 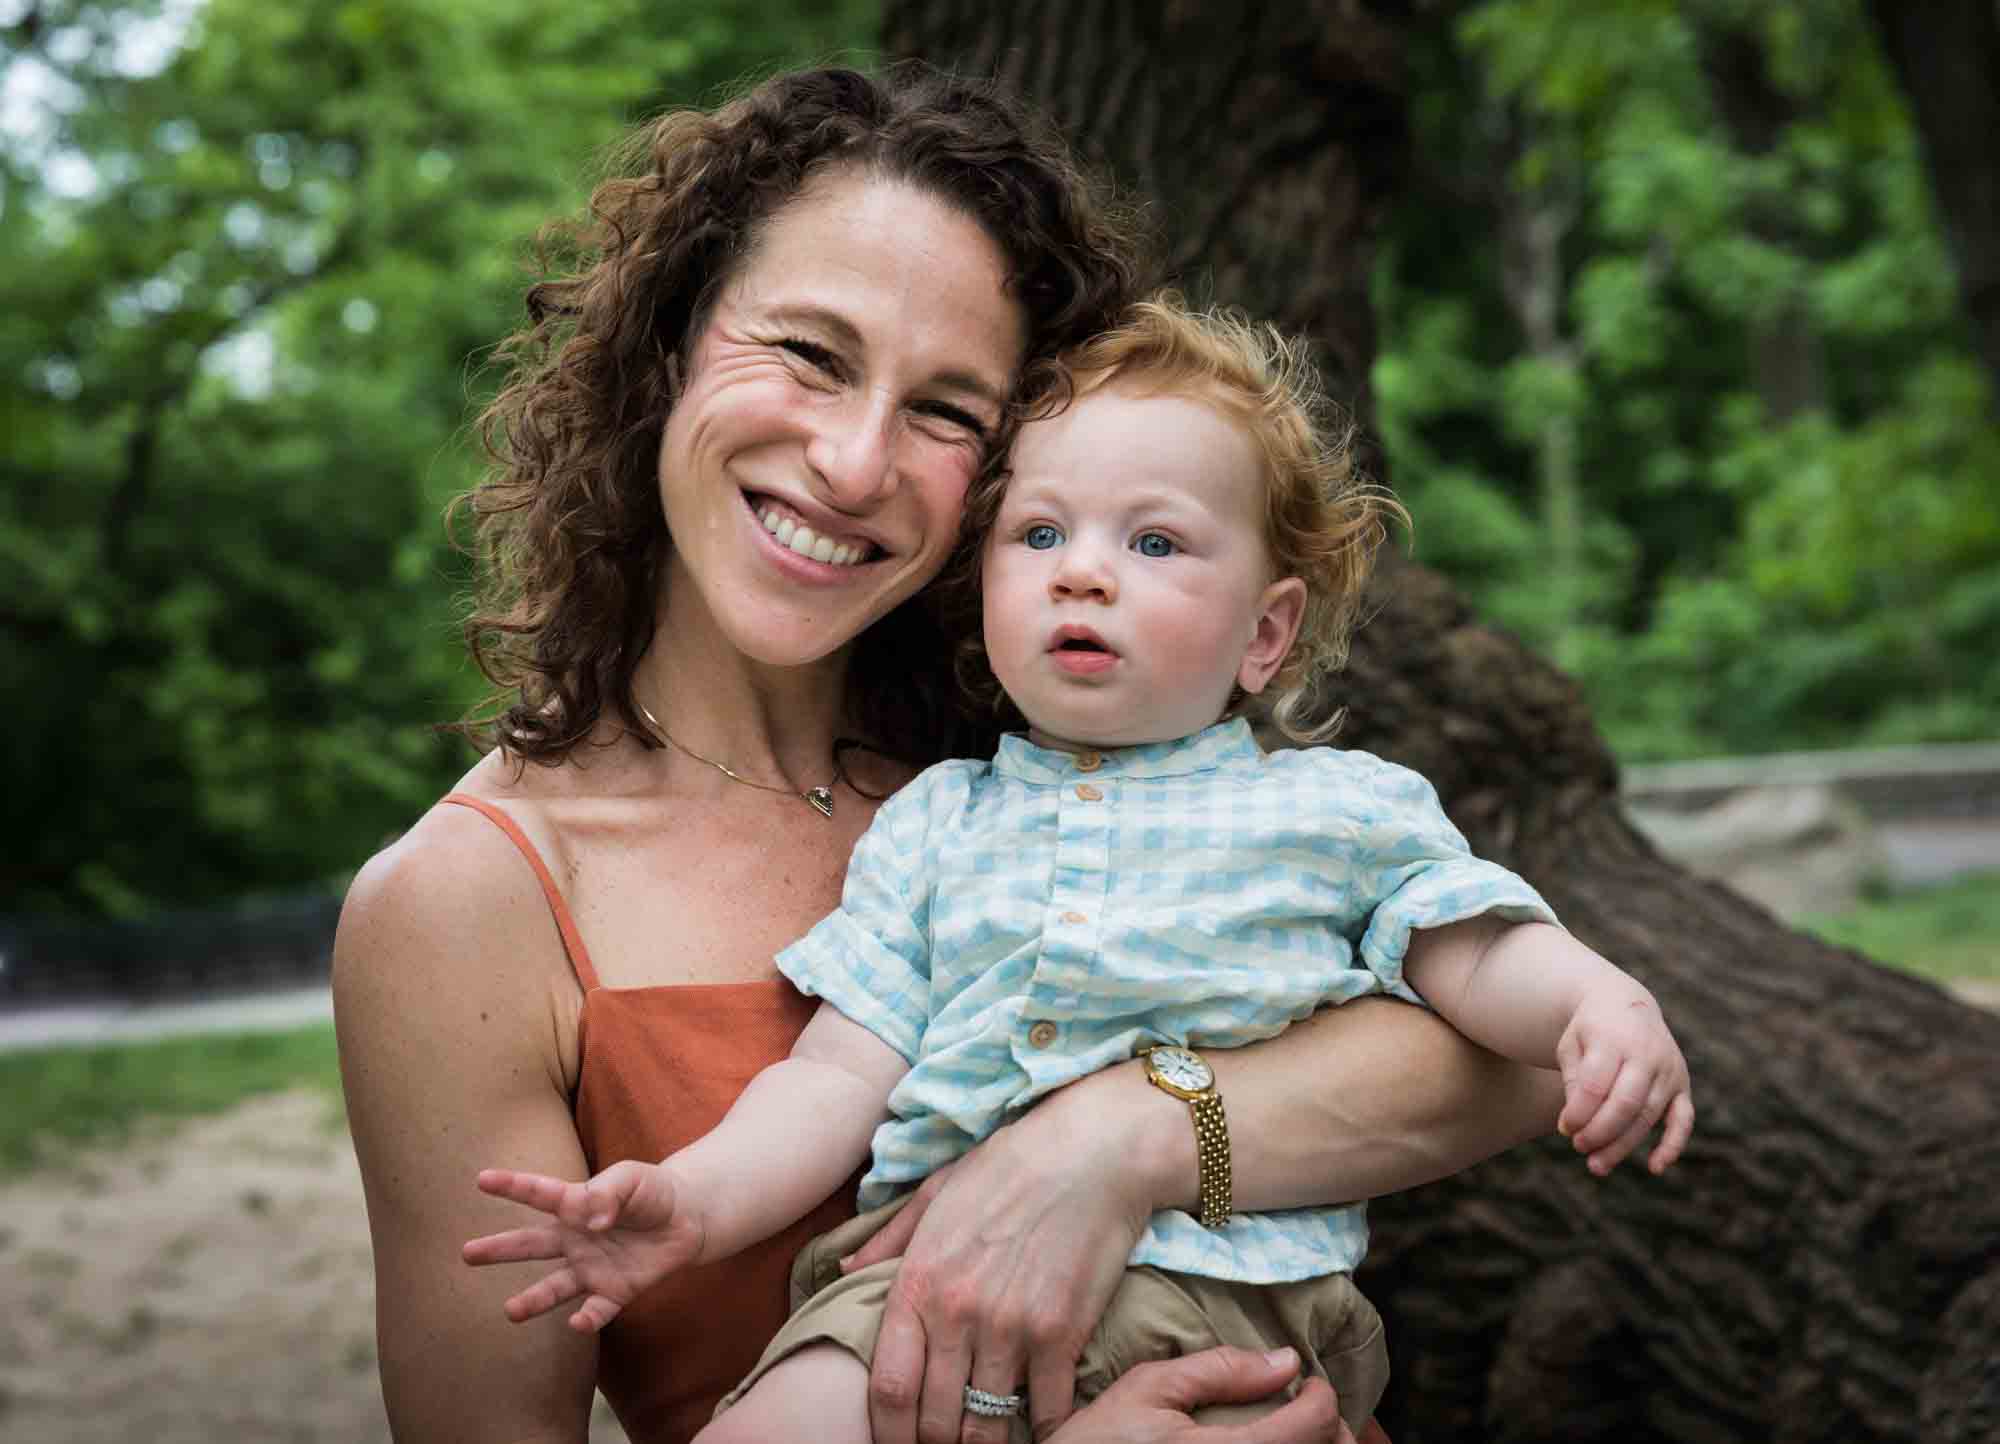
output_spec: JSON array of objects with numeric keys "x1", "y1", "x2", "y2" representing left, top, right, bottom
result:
[{"x1": 1137, "y1": 1043, "x2": 1231, "y2": 1228}]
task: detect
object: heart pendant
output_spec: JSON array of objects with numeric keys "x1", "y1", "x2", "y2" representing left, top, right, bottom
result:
[{"x1": 806, "y1": 786, "x2": 835, "y2": 818}]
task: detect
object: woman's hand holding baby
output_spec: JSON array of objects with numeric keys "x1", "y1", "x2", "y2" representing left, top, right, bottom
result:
[
  {"x1": 1554, "y1": 983, "x2": 1694, "y2": 1178},
  {"x1": 463, "y1": 1160, "x2": 704, "y2": 1333}
]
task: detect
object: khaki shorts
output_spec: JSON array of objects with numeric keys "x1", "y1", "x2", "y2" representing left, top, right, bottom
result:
[{"x1": 716, "y1": 1197, "x2": 1388, "y2": 1439}]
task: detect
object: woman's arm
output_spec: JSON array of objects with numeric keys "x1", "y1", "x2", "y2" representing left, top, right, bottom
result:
[
  {"x1": 1201, "y1": 993, "x2": 1563, "y2": 1209},
  {"x1": 334, "y1": 809, "x2": 601, "y2": 1444},
  {"x1": 858, "y1": 998, "x2": 1560, "y2": 1444}
]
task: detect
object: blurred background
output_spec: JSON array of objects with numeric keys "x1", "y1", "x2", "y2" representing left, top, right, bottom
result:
[
  {"x1": 3, "y1": 0, "x2": 1995, "y2": 931},
  {"x1": 0, "y1": 0, "x2": 1994, "y2": 1438}
]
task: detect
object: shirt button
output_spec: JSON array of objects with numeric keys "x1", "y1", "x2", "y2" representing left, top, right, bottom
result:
[
  {"x1": 1074, "y1": 752, "x2": 1103, "y2": 772},
  {"x1": 1028, "y1": 1020, "x2": 1059, "y2": 1049},
  {"x1": 1074, "y1": 783, "x2": 1103, "y2": 801},
  {"x1": 1060, "y1": 910, "x2": 1087, "y2": 924}
]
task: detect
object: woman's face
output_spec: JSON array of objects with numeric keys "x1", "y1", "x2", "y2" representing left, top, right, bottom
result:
[{"x1": 657, "y1": 169, "x2": 1026, "y2": 672}]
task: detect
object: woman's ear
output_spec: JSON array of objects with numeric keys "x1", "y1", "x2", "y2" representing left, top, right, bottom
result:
[{"x1": 1237, "y1": 576, "x2": 1307, "y2": 696}]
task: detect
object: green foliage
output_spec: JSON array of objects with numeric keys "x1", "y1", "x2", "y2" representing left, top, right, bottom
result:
[
  {"x1": 1379, "y1": 0, "x2": 2000, "y2": 763},
  {"x1": 9, "y1": 0, "x2": 1996, "y2": 915},
  {"x1": 3, "y1": 0, "x2": 879, "y2": 914},
  {"x1": 0, "y1": 1024, "x2": 342, "y2": 1174}
]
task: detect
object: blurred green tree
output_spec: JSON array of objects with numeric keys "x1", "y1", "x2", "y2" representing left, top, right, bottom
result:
[
  {"x1": 6, "y1": 0, "x2": 1995, "y2": 916},
  {"x1": 1378, "y1": 0, "x2": 2000, "y2": 760},
  {"x1": 1, "y1": 0, "x2": 878, "y2": 914}
]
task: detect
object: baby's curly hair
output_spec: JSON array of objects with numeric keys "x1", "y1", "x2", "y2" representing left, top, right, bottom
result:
[
  {"x1": 949, "y1": 295, "x2": 1403, "y2": 743},
  {"x1": 454, "y1": 62, "x2": 1148, "y2": 765}
]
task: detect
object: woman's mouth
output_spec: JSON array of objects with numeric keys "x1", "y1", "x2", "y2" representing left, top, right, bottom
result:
[{"x1": 754, "y1": 498, "x2": 877, "y2": 567}]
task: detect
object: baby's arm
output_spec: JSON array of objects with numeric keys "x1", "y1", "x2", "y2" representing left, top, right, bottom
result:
[
  {"x1": 1403, "y1": 917, "x2": 1693, "y2": 1176},
  {"x1": 465, "y1": 1003, "x2": 907, "y2": 1331}
]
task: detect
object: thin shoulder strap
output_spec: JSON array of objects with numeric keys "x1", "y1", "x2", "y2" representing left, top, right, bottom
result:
[{"x1": 439, "y1": 793, "x2": 603, "y2": 993}]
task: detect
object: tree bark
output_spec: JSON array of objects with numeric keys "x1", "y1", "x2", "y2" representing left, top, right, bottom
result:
[{"x1": 884, "y1": 5, "x2": 2000, "y2": 1441}]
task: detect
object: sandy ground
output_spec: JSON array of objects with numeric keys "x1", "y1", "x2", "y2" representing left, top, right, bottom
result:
[
  {"x1": 0, "y1": 1090, "x2": 630, "y2": 1444},
  {"x1": 4, "y1": 977, "x2": 1994, "y2": 1442}
]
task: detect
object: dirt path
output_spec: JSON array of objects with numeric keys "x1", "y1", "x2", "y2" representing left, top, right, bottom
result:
[{"x1": 0, "y1": 1091, "x2": 629, "y2": 1443}]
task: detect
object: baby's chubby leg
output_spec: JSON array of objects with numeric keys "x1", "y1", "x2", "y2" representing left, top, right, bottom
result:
[{"x1": 695, "y1": 1343, "x2": 873, "y2": 1444}]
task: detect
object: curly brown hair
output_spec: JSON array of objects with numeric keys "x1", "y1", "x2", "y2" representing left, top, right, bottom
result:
[
  {"x1": 947, "y1": 295, "x2": 1404, "y2": 744},
  {"x1": 455, "y1": 62, "x2": 1149, "y2": 766}
]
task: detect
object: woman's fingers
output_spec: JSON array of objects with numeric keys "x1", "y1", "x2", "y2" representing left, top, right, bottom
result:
[
  {"x1": 868, "y1": 1302, "x2": 930, "y2": 1444},
  {"x1": 1035, "y1": 1346, "x2": 1361, "y2": 1444},
  {"x1": 960, "y1": 1348, "x2": 1029, "y2": 1444},
  {"x1": 842, "y1": 1171, "x2": 941, "y2": 1272},
  {"x1": 1026, "y1": 1339, "x2": 1080, "y2": 1443},
  {"x1": 916, "y1": 1323, "x2": 976, "y2": 1444}
]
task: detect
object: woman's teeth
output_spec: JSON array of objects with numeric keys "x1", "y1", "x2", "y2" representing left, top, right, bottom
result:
[{"x1": 759, "y1": 506, "x2": 868, "y2": 566}]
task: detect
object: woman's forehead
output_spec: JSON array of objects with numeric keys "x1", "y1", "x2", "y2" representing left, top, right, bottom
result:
[{"x1": 725, "y1": 171, "x2": 1026, "y2": 383}]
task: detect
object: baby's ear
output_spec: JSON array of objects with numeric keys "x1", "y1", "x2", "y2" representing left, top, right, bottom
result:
[{"x1": 1238, "y1": 577, "x2": 1307, "y2": 696}]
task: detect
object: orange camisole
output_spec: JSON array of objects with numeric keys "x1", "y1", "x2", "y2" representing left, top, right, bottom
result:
[{"x1": 442, "y1": 794, "x2": 858, "y2": 1444}]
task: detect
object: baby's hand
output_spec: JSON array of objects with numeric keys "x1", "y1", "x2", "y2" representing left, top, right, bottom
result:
[
  {"x1": 1554, "y1": 983, "x2": 1694, "y2": 1177},
  {"x1": 462, "y1": 1159, "x2": 702, "y2": 1332}
]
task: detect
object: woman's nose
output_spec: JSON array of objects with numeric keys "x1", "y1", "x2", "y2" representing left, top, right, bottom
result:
[{"x1": 805, "y1": 389, "x2": 899, "y2": 510}]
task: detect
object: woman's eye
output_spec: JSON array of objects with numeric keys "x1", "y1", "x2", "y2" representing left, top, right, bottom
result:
[
  {"x1": 1024, "y1": 524, "x2": 1063, "y2": 550},
  {"x1": 1134, "y1": 532, "x2": 1176, "y2": 558},
  {"x1": 779, "y1": 338, "x2": 838, "y2": 372},
  {"x1": 915, "y1": 400, "x2": 991, "y2": 442}
]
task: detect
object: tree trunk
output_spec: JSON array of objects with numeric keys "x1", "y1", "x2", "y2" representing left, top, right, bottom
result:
[
  {"x1": 1865, "y1": 0, "x2": 2000, "y2": 415},
  {"x1": 884, "y1": 5, "x2": 2000, "y2": 1441}
]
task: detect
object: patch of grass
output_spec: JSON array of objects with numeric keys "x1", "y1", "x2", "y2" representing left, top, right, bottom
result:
[
  {"x1": 1798, "y1": 871, "x2": 2000, "y2": 982},
  {"x1": 0, "y1": 1024, "x2": 342, "y2": 1176}
]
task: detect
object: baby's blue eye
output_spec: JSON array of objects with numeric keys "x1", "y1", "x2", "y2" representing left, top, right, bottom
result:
[
  {"x1": 1134, "y1": 532, "x2": 1176, "y2": 558},
  {"x1": 1024, "y1": 524, "x2": 1063, "y2": 550}
]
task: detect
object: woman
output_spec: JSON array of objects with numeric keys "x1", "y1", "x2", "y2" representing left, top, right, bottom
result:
[{"x1": 333, "y1": 63, "x2": 1562, "y2": 1444}]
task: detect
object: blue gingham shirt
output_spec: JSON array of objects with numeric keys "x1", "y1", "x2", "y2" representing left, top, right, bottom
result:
[{"x1": 776, "y1": 718, "x2": 1557, "y2": 1283}]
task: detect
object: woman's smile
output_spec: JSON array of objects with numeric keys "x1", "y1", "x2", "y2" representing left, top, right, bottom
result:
[{"x1": 749, "y1": 493, "x2": 880, "y2": 569}]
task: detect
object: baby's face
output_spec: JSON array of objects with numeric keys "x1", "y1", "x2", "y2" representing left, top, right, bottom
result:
[{"x1": 982, "y1": 380, "x2": 1300, "y2": 752}]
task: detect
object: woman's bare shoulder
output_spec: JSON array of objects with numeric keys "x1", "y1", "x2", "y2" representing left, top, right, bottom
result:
[{"x1": 333, "y1": 760, "x2": 580, "y2": 1044}]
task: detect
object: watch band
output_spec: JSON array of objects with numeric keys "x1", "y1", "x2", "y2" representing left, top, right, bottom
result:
[
  {"x1": 1138, "y1": 1044, "x2": 1233, "y2": 1229},
  {"x1": 1189, "y1": 1089, "x2": 1232, "y2": 1229}
]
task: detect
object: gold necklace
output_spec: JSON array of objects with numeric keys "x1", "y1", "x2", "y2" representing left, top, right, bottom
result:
[{"x1": 635, "y1": 698, "x2": 838, "y2": 818}]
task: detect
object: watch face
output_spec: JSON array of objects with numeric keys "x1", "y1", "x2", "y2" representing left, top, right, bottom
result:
[{"x1": 1151, "y1": 1046, "x2": 1213, "y2": 1092}]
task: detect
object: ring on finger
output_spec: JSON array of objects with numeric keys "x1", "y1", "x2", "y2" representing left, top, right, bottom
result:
[{"x1": 964, "y1": 1385, "x2": 1026, "y2": 1418}]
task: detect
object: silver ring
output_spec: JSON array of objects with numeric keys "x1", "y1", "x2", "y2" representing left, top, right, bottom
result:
[{"x1": 964, "y1": 1385, "x2": 1026, "y2": 1418}]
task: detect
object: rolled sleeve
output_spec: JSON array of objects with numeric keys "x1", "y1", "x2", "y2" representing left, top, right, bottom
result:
[
  {"x1": 774, "y1": 787, "x2": 937, "y2": 1065},
  {"x1": 1345, "y1": 761, "x2": 1559, "y2": 994}
]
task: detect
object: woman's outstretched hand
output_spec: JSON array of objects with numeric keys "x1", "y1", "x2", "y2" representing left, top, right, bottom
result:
[
  {"x1": 1046, "y1": 1347, "x2": 1359, "y2": 1444},
  {"x1": 462, "y1": 1159, "x2": 702, "y2": 1333}
]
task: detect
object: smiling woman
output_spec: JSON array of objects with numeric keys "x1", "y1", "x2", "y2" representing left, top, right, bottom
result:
[
  {"x1": 650, "y1": 172, "x2": 1023, "y2": 678},
  {"x1": 332, "y1": 60, "x2": 1560, "y2": 1444}
]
